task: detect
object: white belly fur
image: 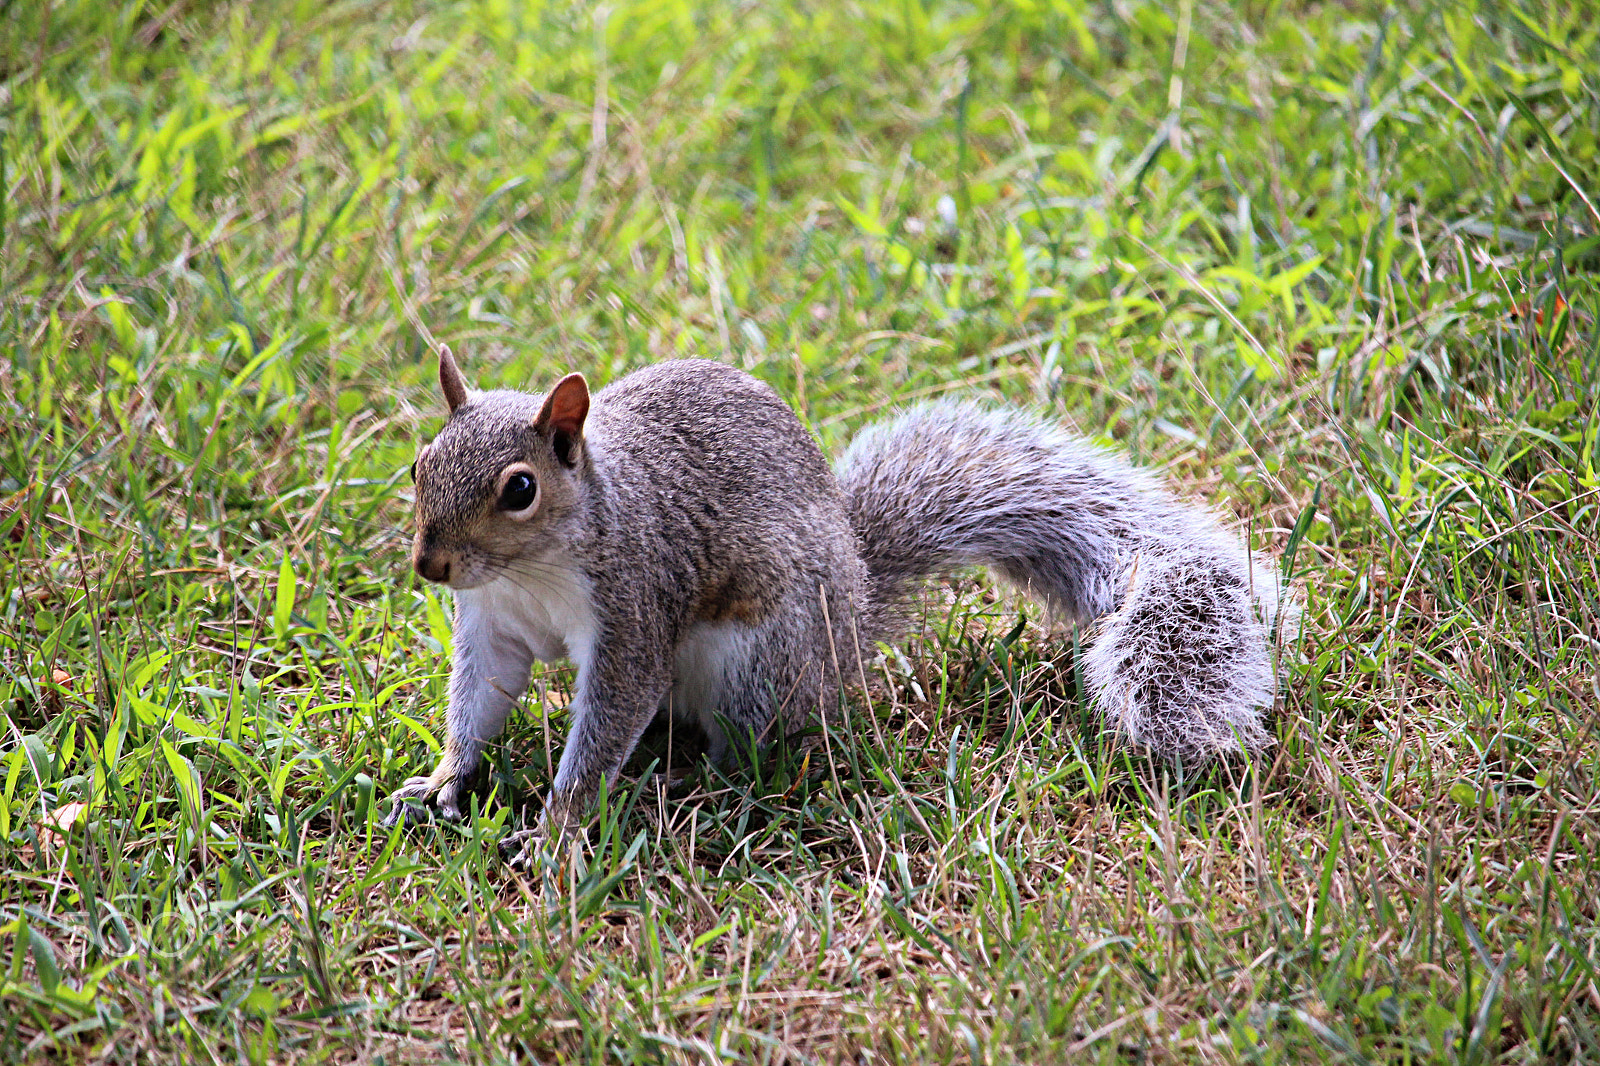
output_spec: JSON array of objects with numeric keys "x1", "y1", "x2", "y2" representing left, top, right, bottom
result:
[
  {"x1": 458, "y1": 562, "x2": 755, "y2": 743},
  {"x1": 457, "y1": 552, "x2": 599, "y2": 666},
  {"x1": 669, "y1": 622, "x2": 757, "y2": 731}
]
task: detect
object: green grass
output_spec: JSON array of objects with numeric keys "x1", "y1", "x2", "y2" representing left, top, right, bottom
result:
[{"x1": 3, "y1": 0, "x2": 1598, "y2": 1060}]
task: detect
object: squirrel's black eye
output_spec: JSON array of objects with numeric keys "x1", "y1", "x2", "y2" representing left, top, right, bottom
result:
[
  {"x1": 409, "y1": 461, "x2": 417, "y2": 482},
  {"x1": 498, "y1": 472, "x2": 537, "y2": 512}
]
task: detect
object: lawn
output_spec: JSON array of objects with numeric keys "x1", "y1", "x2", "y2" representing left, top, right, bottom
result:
[{"x1": 2, "y1": 0, "x2": 1598, "y2": 1061}]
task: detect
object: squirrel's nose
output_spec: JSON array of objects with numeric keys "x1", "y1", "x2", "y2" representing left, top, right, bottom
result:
[{"x1": 415, "y1": 554, "x2": 451, "y2": 584}]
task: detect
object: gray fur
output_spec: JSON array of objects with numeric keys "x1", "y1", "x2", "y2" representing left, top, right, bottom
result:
[
  {"x1": 835, "y1": 402, "x2": 1293, "y2": 762},
  {"x1": 383, "y1": 359, "x2": 1294, "y2": 835}
]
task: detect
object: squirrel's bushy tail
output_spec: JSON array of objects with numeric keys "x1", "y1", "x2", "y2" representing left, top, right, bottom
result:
[{"x1": 834, "y1": 401, "x2": 1293, "y2": 762}]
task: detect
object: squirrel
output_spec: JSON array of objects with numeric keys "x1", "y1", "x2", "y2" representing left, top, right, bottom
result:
[{"x1": 383, "y1": 350, "x2": 1294, "y2": 853}]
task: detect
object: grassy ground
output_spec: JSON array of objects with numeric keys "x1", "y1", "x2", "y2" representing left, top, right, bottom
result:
[{"x1": 3, "y1": 0, "x2": 1598, "y2": 1060}]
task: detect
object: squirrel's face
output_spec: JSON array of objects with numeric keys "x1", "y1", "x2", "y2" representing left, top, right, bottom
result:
[{"x1": 410, "y1": 359, "x2": 591, "y2": 591}]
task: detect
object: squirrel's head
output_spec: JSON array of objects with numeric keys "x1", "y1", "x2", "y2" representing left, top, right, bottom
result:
[{"x1": 409, "y1": 347, "x2": 591, "y2": 590}]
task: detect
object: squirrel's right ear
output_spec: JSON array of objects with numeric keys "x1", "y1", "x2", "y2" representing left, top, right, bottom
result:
[
  {"x1": 438, "y1": 345, "x2": 470, "y2": 413},
  {"x1": 534, "y1": 373, "x2": 590, "y2": 466}
]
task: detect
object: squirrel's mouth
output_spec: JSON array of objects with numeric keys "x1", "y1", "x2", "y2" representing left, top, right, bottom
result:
[
  {"x1": 412, "y1": 545, "x2": 491, "y2": 590},
  {"x1": 429, "y1": 565, "x2": 496, "y2": 592}
]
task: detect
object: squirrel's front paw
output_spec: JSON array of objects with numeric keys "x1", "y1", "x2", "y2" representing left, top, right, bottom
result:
[
  {"x1": 500, "y1": 799, "x2": 585, "y2": 868},
  {"x1": 380, "y1": 776, "x2": 435, "y2": 828},
  {"x1": 380, "y1": 775, "x2": 466, "y2": 828},
  {"x1": 499, "y1": 827, "x2": 552, "y2": 870}
]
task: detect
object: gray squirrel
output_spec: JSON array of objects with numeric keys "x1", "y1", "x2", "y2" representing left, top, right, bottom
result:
[{"x1": 383, "y1": 350, "x2": 1293, "y2": 849}]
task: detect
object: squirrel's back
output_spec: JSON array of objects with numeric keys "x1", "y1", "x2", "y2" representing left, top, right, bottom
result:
[
  {"x1": 589, "y1": 361, "x2": 829, "y2": 502},
  {"x1": 578, "y1": 360, "x2": 870, "y2": 648}
]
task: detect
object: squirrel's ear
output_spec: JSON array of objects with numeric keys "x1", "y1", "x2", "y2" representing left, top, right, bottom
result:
[
  {"x1": 534, "y1": 373, "x2": 590, "y2": 464},
  {"x1": 535, "y1": 373, "x2": 590, "y2": 436},
  {"x1": 438, "y1": 345, "x2": 469, "y2": 413}
]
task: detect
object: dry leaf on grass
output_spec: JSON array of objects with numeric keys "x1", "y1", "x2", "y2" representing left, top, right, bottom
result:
[{"x1": 32, "y1": 801, "x2": 91, "y2": 862}]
